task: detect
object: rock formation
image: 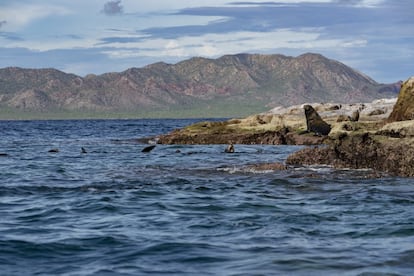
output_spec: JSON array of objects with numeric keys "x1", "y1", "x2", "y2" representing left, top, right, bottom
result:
[
  {"x1": 155, "y1": 75, "x2": 414, "y2": 177},
  {"x1": 286, "y1": 76, "x2": 414, "y2": 177},
  {"x1": 286, "y1": 132, "x2": 414, "y2": 177},
  {"x1": 157, "y1": 98, "x2": 396, "y2": 146},
  {"x1": 388, "y1": 77, "x2": 414, "y2": 122}
]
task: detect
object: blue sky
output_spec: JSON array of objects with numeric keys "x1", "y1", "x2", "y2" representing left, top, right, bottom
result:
[{"x1": 0, "y1": 0, "x2": 412, "y2": 83}]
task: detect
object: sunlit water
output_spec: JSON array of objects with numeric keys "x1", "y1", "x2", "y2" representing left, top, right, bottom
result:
[{"x1": 0, "y1": 119, "x2": 413, "y2": 275}]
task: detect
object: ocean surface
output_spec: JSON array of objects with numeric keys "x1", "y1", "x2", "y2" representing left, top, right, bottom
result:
[{"x1": 0, "y1": 119, "x2": 413, "y2": 276}]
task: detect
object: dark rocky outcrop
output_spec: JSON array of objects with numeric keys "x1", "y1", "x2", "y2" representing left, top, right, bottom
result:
[
  {"x1": 157, "y1": 123, "x2": 326, "y2": 145},
  {"x1": 286, "y1": 133, "x2": 414, "y2": 177}
]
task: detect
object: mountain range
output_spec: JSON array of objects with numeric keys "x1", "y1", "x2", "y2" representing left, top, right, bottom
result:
[{"x1": 0, "y1": 53, "x2": 400, "y2": 119}]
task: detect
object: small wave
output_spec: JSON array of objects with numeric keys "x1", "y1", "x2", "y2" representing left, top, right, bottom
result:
[{"x1": 217, "y1": 166, "x2": 281, "y2": 174}]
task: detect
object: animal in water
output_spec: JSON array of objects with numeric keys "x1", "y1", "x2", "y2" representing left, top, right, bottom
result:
[
  {"x1": 48, "y1": 148, "x2": 59, "y2": 153},
  {"x1": 0, "y1": 153, "x2": 9, "y2": 157},
  {"x1": 81, "y1": 147, "x2": 87, "y2": 154},
  {"x1": 142, "y1": 145, "x2": 156, "y2": 153},
  {"x1": 224, "y1": 143, "x2": 235, "y2": 153},
  {"x1": 303, "y1": 105, "x2": 331, "y2": 135}
]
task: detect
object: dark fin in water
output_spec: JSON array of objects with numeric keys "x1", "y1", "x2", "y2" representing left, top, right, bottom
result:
[
  {"x1": 48, "y1": 148, "x2": 59, "y2": 153},
  {"x1": 81, "y1": 147, "x2": 87, "y2": 154},
  {"x1": 142, "y1": 145, "x2": 156, "y2": 153}
]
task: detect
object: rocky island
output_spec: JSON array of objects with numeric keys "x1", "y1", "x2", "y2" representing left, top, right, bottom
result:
[{"x1": 157, "y1": 77, "x2": 414, "y2": 177}]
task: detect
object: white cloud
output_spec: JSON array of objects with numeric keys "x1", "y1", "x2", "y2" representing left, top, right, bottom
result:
[
  {"x1": 356, "y1": 0, "x2": 385, "y2": 8},
  {"x1": 0, "y1": 0, "x2": 410, "y2": 83},
  {"x1": 122, "y1": 0, "x2": 334, "y2": 13},
  {"x1": 99, "y1": 28, "x2": 367, "y2": 61},
  {"x1": 0, "y1": 3, "x2": 71, "y2": 31}
]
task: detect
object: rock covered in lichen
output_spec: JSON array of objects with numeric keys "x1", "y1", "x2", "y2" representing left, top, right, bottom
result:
[{"x1": 388, "y1": 77, "x2": 414, "y2": 122}]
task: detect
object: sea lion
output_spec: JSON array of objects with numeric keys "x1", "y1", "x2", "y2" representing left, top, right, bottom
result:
[
  {"x1": 350, "y1": 110, "x2": 360, "y2": 122},
  {"x1": 336, "y1": 114, "x2": 351, "y2": 122},
  {"x1": 224, "y1": 143, "x2": 235, "y2": 153},
  {"x1": 142, "y1": 145, "x2": 156, "y2": 152},
  {"x1": 303, "y1": 105, "x2": 331, "y2": 135}
]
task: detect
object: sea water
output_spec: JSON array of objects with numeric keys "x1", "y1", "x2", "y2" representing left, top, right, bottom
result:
[{"x1": 0, "y1": 119, "x2": 413, "y2": 275}]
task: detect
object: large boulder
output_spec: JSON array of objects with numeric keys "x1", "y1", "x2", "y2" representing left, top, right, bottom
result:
[{"x1": 388, "y1": 76, "x2": 414, "y2": 122}]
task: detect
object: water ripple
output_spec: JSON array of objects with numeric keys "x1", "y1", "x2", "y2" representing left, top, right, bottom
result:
[{"x1": 0, "y1": 119, "x2": 413, "y2": 275}]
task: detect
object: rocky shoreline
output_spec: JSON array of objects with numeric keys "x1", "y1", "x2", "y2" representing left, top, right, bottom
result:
[{"x1": 157, "y1": 77, "x2": 414, "y2": 177}]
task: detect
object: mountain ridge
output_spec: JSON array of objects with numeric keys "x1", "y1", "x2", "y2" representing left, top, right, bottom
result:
[{"x1": 0, "y1": 53, "x2": 401, "y2": 118}]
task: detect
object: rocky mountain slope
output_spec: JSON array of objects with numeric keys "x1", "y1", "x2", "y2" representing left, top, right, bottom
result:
[{"x1": 0, "y1": 53, "x2": 400, "y2": 118}]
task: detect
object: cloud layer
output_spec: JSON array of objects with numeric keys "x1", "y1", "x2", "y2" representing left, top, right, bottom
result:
[{"x1": 0, "y1": 0, "x2": 412, "y2": 83}]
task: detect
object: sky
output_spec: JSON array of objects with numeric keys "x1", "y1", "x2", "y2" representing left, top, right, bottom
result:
[{"x1": 0, "y1": 0, "x2": 412, "y2": 83}]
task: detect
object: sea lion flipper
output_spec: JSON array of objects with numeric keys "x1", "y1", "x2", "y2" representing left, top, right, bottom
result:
[{"x1": 142, "y1": 145, "x2": 156, "y2": 153}]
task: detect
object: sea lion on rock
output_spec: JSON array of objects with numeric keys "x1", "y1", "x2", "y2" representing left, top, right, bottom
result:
[
  {"x1": 303, "y1": 105, "x2": 331, "y2": 135},
  {"x1": 350, "y1": 110, "x2": 360, "y2": 122}
]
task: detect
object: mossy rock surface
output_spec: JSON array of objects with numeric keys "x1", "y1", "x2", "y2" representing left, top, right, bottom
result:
[{"x1": 388, "y1": 77, "x2": 414, "y2": 122}]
